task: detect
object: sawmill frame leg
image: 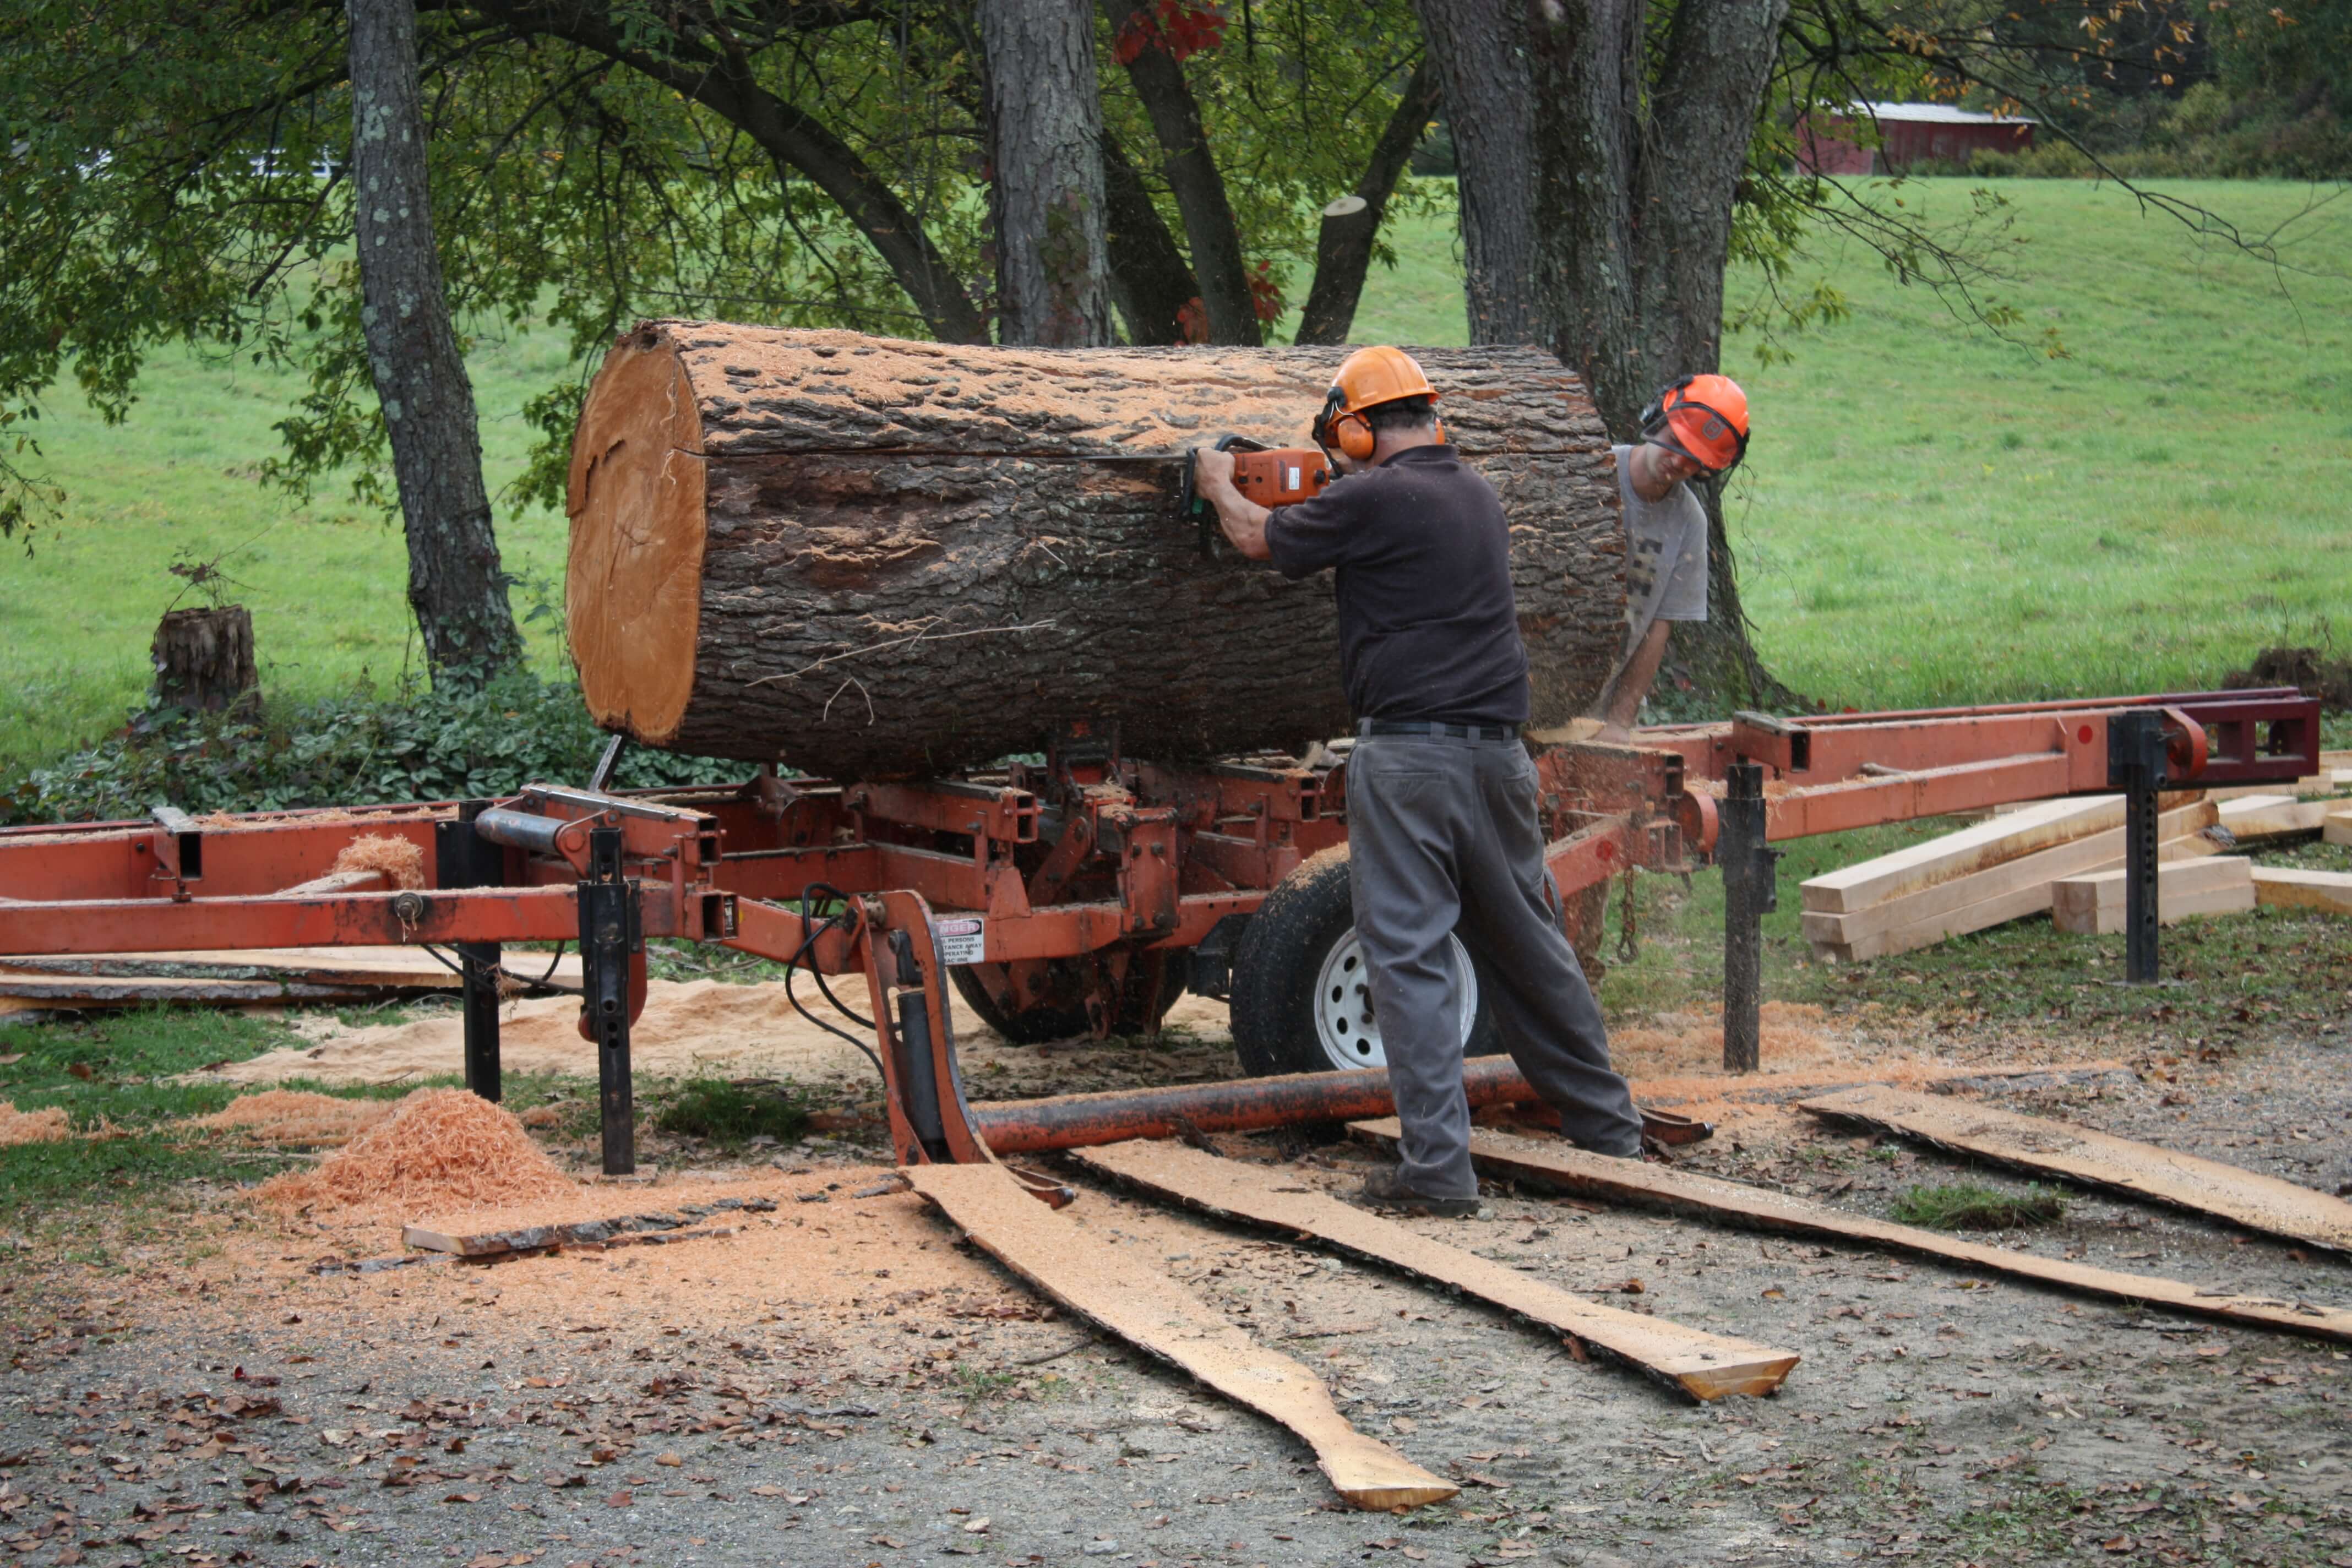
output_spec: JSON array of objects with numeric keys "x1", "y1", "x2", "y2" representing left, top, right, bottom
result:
[
  {"x1": 580, "y1": 826, "x2": 641, "y2": 1175},
  {"x1": 2110, "y1": 711, "x2": 2168, "y2": 984},
  {"x1": 437, "y1": 800, "x2": 504, "y2": 1103},
  {"x1": 1721, "y1": 761, "x2": 1779, "y2": 1073}
]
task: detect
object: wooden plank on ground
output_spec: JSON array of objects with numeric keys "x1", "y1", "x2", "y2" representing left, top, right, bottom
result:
[
  {"x1": 2215, "y1": 794, "x2": 2331, "y2": 845},
  {"x1": 0, "y1": 945, "x2": 584, "y2": 992},
  {"x1": 0, "y1": 969, "x2": 366, "y2": 1006},
  {"x1": 1351, "y1": 1119, "x2": 2352, "y2": 1344},
  {"x1": 906, "y1": 1161, "x2": 1456, "y2": 1511},
  {"x1": 2049, "y1": 853, "x2": 2256, "y2": 935},
  {"x1": 1798, "y1": 1085, "x2": 2352, "y2": 1254},
  {"x1": 404, "y1": 1195, "x2": 778, "y2": 1256},
  {"x1": 1069, "y1": 1140, "x2": 1798, "y2": 1401},
  {"x1": 1800, "y1": 796, "x2": 2127, "y2": 915},
  {"x1": 2326, "y1": 810, "x2": 2352, "y2": 848},
  {"x1": 1801, "y1": 801, "x2": 2217, "y2": 958},
  {"x1": 2253, "y1": 867, "x2": 2352, "y2": 915}
]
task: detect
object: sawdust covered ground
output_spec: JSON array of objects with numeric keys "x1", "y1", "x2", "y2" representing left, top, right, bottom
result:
[{"x1": 13, "y1": 1005, "x2": 2352, "y2": 1566}]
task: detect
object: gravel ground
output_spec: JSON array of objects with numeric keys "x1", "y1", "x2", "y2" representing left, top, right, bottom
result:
[{"x1": 8, "y1": 1034, "x2": 2352, "y2": 1568}]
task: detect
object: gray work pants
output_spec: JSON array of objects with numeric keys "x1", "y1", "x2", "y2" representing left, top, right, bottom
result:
[{"x1": 1345, "y1": 731, "x2": 1644, "y2": 1197}]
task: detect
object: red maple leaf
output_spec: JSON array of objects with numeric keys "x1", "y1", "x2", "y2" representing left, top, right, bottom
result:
[{"x1": 1114, "y1": 2, "x2": 1228, "y2": 66}]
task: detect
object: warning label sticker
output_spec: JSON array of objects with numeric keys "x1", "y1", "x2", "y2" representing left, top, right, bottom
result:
[{"x1": 936, "y1": 917, "x2": 986, "y2": 966}]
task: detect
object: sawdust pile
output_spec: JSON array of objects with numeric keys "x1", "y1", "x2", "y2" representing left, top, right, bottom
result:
[
  {"x1": 0, "y1": 1102, "x2": 70, "y2": 1146},
  {"x1": 258, "y1": 1088, "x2": 575, "y2": 1215},
  {"x1": 1608, "y1": 1001, "x2": 1836, "y2": 1079},
  {"x1": 329, "y1": 834, "x2": 426, "y2": 890},
  {"x1": 189, "y1": 1090, "x2": 394, "y2": 1147}
]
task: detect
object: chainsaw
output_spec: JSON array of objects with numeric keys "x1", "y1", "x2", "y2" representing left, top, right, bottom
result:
[{"x1": 1180, "y1": 434, "x2": 1332, "y2": 558}]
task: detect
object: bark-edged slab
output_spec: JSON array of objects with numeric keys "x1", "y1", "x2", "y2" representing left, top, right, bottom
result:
[
  {"x1": 1069, "y1": 1139, "x2": 1798, "y2": 1400},
  {"x1": 1798, "y1": 1085, "x2": 2352, "y2": 1253},
  {"x1": 1352, "y1": 1119, "x2": 2352, "y2": 1344},
  {"x1": 904, "y1": 1161, "x2": 1456, "y2": 1510},
  {"x1": 403, "y1": 1196, "x2": 775, "y2": 1257},
  {"x1": 567, "y1": 324, "x2": 1626, "y2": 778}
]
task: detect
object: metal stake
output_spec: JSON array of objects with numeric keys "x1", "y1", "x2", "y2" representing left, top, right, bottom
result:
[
  {"x1": 434, "y1": 801, "x2": 503, "y2": 1103},
  {"x1": 579, "y1": 825, "x2": 640, "y2": 1174},
  {"x1": 2108, "y1": 710, "x2": 2169, "y2": 984},
  {"x1": 1721, "y1": 761, "x2": 1778, "y2": 1074}
]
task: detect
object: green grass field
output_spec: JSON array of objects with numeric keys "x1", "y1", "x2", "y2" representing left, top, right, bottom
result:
[{"x1": 3, "y1": 177, "x2": 2348, "y2": 770}]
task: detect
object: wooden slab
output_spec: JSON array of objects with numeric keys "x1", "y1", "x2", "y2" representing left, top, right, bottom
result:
[
  {"x1": 1799, "y1": 1085, "x2": 2352, "y2": 1253},
  {"x1": 2253, "y1": 866, "x2": 2352, "y2": 915},
  {"x1": 2049, "y1": 853, "x2": 2255, "y2": 935},
  {"x1": 0, "y1": 946, "x2": 584, "y2": 992},
  {"x1": 0, "y1": 968, "x2": 365, "y2": 1006},
  {"x1": 404, "y1": 1195, "x2": 777, "y2": 1257},
  {"x1": 1802, "y1": 802, "x2": 2217, "y2": 960},
  {"x1": 1801, "y1": 795, "x2": 2127, "y2": 915},
  {"x1": 2326, "y1": 810, "x2": 2352, "y2": 848},
  {"x1": 1070, "y1": 1140, "x2": 1798, "y2": 1401},
  {"x1": 1352, "y1": 1120, "x2": 2352, "y2": 1344},
  {"x1": 2215, "y1": 794, "x2": 2331, "y2": 845},
  {"x1": 906, "y1": 1162, "x2": 1456, "y2": 1511}
]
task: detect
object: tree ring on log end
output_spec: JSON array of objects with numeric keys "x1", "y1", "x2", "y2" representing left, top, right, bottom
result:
[{"x1": 567, "y1": 329, "x2": 709, "y2": 749}]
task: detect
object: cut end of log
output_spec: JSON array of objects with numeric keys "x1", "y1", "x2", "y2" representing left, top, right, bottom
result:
[{"x1": 567, "y1": 329, "x2": 710, "y2": 750}]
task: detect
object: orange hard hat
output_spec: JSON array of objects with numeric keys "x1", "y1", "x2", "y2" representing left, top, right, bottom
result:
[
  {"x1": 1326, "y1": 345, "x2": 1439, "y2": 416},
  {"x1": 1314, "y1": 346, "x2": 1440, "y2": 460},
  {"x1": 1641, "y1": 373, "x2": 1750, "y2": 473}
]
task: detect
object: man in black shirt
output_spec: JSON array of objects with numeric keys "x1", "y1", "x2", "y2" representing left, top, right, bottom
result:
[{"x1": 1193, "y1": 347, "x2": 1645, "y2": 1217}]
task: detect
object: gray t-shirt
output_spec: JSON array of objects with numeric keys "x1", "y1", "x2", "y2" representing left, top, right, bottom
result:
[{"x1": 1614, "y1": 444, "x2": 1708, "y2": 657}]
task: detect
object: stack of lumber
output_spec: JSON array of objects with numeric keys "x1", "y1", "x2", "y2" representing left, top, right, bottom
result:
[
  {"x1": 1801, "y1": 794, "x2": 2220, "y2": 962},
  {"x1": 0, "y1": 946, "x2": 582, "y2": 1011},
  {"x1": 2049, "y1": 854, "x2": 2256, "y2": 934}
]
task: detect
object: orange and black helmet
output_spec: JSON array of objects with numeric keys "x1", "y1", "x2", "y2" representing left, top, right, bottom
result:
[
  {"x1": 1640, "y1": 374, "x2": 1750, "y2": 475},
  {"x1": 1313, "y1": 346, "x2": 1441, "y2": 461}
]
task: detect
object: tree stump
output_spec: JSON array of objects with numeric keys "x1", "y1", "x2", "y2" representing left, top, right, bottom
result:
[
  {"x1": 151, "y1": 606, "x2": 259, "y2": 712},
  {"x1": 565, "y1": 323, "x2": 1626, "y2": 780}
]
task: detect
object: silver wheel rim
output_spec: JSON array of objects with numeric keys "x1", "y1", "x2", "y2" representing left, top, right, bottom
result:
[{"x1": 1310, "y1": 928, "x2": 1478, "y2": 1071}]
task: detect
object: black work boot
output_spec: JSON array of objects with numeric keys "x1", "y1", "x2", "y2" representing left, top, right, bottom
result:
[{"x1": 1353, "y1": 1165, "x2": 1481, "y2": 1218}]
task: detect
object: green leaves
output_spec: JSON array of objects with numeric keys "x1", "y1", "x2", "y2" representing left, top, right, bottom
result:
[{"x1": 0, "y1": 669, "x2": 735, "y2": 825}]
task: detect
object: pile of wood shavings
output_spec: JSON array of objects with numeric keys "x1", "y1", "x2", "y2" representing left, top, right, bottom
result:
[
  {"x1": 0, "y1": 1102, "x2": 70, "y2": 1146},
  {"x1": 258, "y1": 1087, "x2": 575, "y2": 1215},
  {"x1": 329, "y1": 834, "x2": 426, "y2": 889},
  {"x1": 188, "y1": 1089, "x2": 394, "y2": 1147}
]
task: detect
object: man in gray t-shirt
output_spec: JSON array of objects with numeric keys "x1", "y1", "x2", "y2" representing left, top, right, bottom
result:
[{"x1": 1586, "y1": 374, "x2": 1750, "y2": 742}]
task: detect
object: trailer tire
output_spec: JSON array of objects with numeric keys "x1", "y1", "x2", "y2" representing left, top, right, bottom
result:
[
  {"x1": 1230, "y1": 846, "x2": 1503, "y2": 1078},
  {"x1": 950, "y1": 956, "x2": 1190, "y2": 1045}
]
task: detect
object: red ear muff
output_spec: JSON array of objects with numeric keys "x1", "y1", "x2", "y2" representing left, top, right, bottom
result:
[{"x1": 1335, "y1": 413, "x2": 1376, "y2": 460}]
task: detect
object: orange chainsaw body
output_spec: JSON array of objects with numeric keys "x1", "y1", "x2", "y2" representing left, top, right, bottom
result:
[{"x1": 1227, "y1": 447, "x2": 1332, "y2": 508}]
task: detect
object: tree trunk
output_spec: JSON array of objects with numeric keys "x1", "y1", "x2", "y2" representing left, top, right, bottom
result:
[
  {"x1": 1106, "y1": 3, "x2": 1261, "y2": 345},
  {"x1": 1412, "y1": 0, "x2": 1545, "y2": 344},
  {"x1": 347, "y1": 0, "x2": 521, "y2": 680},
  {"x1": 981, "y1": 0, "x2": 1114, "y2": 347},
  {"x1": 565, "y1": 323, "x2": 1627, "y2": 781},
  {"x1": 1517, "y1": 0, "x2": 1794, "y2": 707},
  {"x1": 1100, "y1": 129, "x2": 1200, "y2": 345},
  {"x1": 1293, "y1": 59, "x2": 1441, "y2": 347},
  {"x1": 151, "y1": 606, "x2": 259, "y2": 712}
]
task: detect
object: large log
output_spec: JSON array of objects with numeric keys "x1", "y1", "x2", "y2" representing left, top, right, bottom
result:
[{"x1": 565, "y1": 322, "x2": 1626, "y2": 780}]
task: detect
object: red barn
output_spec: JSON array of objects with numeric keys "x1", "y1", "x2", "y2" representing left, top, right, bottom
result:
[{"x1": 1798, "y1": 102, "x2": 2038, "y2": 175}]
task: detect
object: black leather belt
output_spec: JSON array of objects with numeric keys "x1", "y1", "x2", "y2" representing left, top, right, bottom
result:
[{"x1": 1358, "y1": 719, "x2": 1521, "y2": 743}]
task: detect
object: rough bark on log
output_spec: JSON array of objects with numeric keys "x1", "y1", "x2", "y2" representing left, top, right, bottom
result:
[{"x1": 565, "y1": 323, "x2": 1626, "y2": 780}]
